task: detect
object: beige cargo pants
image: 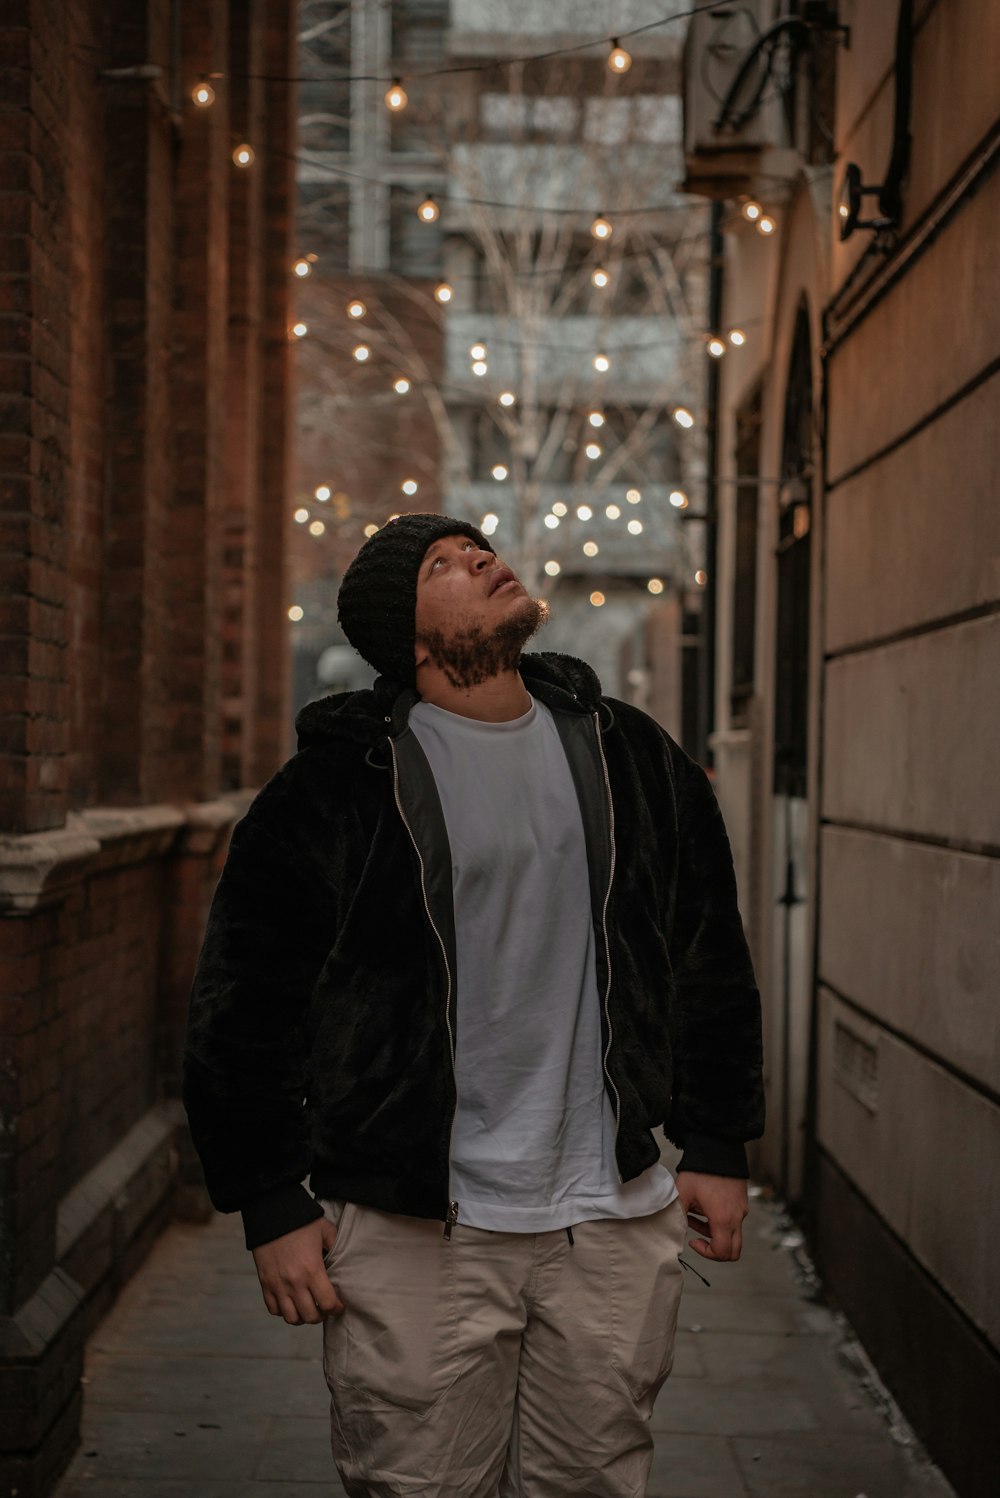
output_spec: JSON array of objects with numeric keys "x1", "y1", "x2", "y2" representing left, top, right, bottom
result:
[{"x1": 320, "y1": 1196, "x2": 687, "y2": 1498}]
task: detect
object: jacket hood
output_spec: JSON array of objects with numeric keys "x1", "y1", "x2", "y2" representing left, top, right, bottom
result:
[{"x1": 294, "y1": 650, "x2": 603, "y2": 751}]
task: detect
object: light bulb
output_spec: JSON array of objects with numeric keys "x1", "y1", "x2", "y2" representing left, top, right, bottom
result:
[
  {"x1": 605, "y1": 503, "x2": 620, "y2": 519},
  {"x1": 552, "y1": 501, "x2": 568, "y2": 517},
  {"x1": 647, "y1": 578, "x2": 664, "y2": 595},
  {"x1": 591, "y1": 213, "x2": 613, "y2": 241},
  {"x1": 315, "y1": 485, "x2": 331, "y2": 501},
  {"x1": 669, "y1": 489, "x2": 688, "y2": 508},
  {"x1": 401, "y1": 479, "x2": 418, "y2": 496},
  {"x1": 308, "y1": 519, "x2": 326, "y2": 536},
  {"x1": 583, "y1": 540, "x2": 600, "y2": 557},
  {"x1": 588, "y1": 411, "x2": 605, "y2": 428},
  {"x1": 352, "y1": 343, "x2": 370, "y2": 362},
  {"x1": 590, "y1": 591, "x2": 606, "y2": 608},
  {"x1": 498, "y1": 391, "x2": 516, "y2": 407},
  {"x1": 576, "y1": 505, "x2": 593, "y2": 521},
  {"x1": 628, "y1": 519, "x2": 643, "y2": 535},
  {"x1": 481, "y1": 512, "x2": 499, "y2": 535},
  {"x1": 673, "y1": 406, "x2": 694, "y2": 428},
  {"x1": 729, "y1": 328, "x2": 746, "y2": 346},
  {"x1": 741, "y1": 199, "x2": 762, "y2": 222},
  {"x1": 593, "y1": 353, "x2": 610, "y2": 372},
  {"x1": 291, "y1": 322, "x2": 308, "y2": 338},
  {"x1": 293, "y1": 507, "x2": 309, "y2": 523},
  {"x1": 544, "y1": 513, "x2": 560, "y2": 529},
  {"x1": 434, "y1": 282, "x2": 453, "y2": 304},
  {"x1": 293, "y1": 257, "x2": 311, "y2": 277},
  {"x1": 471, "y1": 360, "x2": 488, "y2": 377},
  {"x1": 608, "y1": 40, "x2": 632, "y2": 74},
  {"x1": 393, "y1": 376, "x2": 411, "y2": 394},
  {"x1": 364, "y1": 523, "x2": 379, "y2": 537},
  {"x1": 491, "y1": 464, "x2": 508, "y2": 481},
  {"x1": 626, "y1": 487, "x2": 641, "y2": 504},
  {"x1": 469, "y1": 342, "x2": 487, "y2": 360},
  {"x1": 192, "y1": 81, "x2": 215, "y2": 108},
  {"x1": 585, "y1": 442, "x2": 602, "y2": 460},
  {"x1": 756, "y1": 214, "x2": 776, "y2": 236},
  {"x1": 347, "y1": 299, "x2": 366, "y2": 319},
  {"x1": 417, "y1": 193, "x2": 440, "y2": 223},
  {"x1": 288, "y1": 604, "x2": 303, "y2": 621},
  {"x1": 695, "y1": 569, "x2": 707, "y2": 585},
  {"x1": 591, "y1": 266, "x2": 610, "y2": 289},
  {"x1": 385, "y1": 79, "x2": 408, "y2": 112},
  {"x1": 233, "y1": 143, "x2": 255, "y2": 168},
  {"x1": 544, "y1": 560, "x2": 561, "y2": 577},
  {"x1": 707, "y1": 336, "x2": 726, "y2": 358}
]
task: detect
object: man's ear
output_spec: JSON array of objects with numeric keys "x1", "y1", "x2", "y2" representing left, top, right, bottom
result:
[{"x1": 414, "y1": 636, "x2": 429, "y2": 672}]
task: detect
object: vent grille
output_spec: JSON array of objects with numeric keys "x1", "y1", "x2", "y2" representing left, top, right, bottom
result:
[{"x1": 833, "y1": 1019, "x2": 878, "y2": 1113}]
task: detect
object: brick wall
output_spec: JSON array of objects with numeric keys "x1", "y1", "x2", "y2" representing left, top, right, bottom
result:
[{"x1": 0, "y1": 2, "x2": 299, "y2": 1493}]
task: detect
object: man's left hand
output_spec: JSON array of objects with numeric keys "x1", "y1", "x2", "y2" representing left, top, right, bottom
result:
[{"x1": 676, "y1": 1172, "x2": 748, "y2": 1262}]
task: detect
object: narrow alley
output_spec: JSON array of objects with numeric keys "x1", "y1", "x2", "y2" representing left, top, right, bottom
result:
[{"x1": 52, "y1": 1189, "x2": 954, "y2": 1498}]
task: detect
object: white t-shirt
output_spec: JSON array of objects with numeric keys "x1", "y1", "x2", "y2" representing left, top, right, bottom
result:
[{"x1": 408, "y1": 694, "x2": 676, "y2": 1232}]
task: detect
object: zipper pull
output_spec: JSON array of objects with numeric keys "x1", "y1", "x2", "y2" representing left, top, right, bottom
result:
[{"x1": 443, "y1": 1200, "x2": 459, "y2": 1240}]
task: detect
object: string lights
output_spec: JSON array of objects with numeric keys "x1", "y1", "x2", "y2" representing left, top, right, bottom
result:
[
  {"x1": 607, "y1": 39, "x2": 633, "y2": 73},
  {"x1": 401, "y1": 479, "x2": 419, "y2": 495},
  {"x1": 393, "y1": 376, "x2": 411, "y2": 394},
  {"x1": 590, "y1": 592, "x2": 606, "y2": 607},
  {"x1": 291, "y1": 321, "x2": 308, "y2": 338},
  {"x1": 481, "y1": 513, "x2": 499, "y2": 535},
  {"x1": 288, "y1": 604, "x2": 304, "y2": 621},
  {"x1": 192, "y1": 80, "x2": 215, "y2": 107},
  {"x1": 315, "y1": 485, "x2": 331, "y2": 500},
  {"x1": 347, "y1": 299, "x2": 366, "y2": 318},
  {"x1": 583, "y1": 540, "x2": 600, "y2": 556},
  {"x1": 385, "y1": 79, "x2": 408, "y2": 112},
  {"x1": 233, "y1": 143, "x2": 255, "y2": 167},
  {"x1": 647, "y1": 578, "x2": 664, "y2": 595},
  {"x1": 591, "y1": 266, "x2": 610, "y2": 288},
  {"x1": 293, "y1": 257, "x2": 312, "y2": 278},
  {"x1": 491, "y1": 463, "x2": 508, "y2": 481},
  {"x1": 417, "y1": 193, "x2": 440, "y2": 223},
  {"x1": 756, "y1": 214, "x2": 776, "y2": 236},
  {"x1": 434, "y1": 282, "x2": 453, "y2": 304},
  {"x1": 544, "y1": 561, "x2": 561, "y2": 577},
  {"x1": 673, "y1": 406, "x2": 694, "y2": 428},
  {"x1": 591, "y1": 212, "x2": 613, "y2": 241},
  {"x1": 552, "y1": 502, "x2": 568, "y2": 516},
  {"x1": 729, "y1": 328, "x2": 746, "y2": 346},
  {"x1": 593, "y1": 353, "x2": 611, "y2": 372},
  {"x1": 669, "y1": 489, "x2": 689, "y2": 508},
  {"x1": 352, "y1": 343, "x2": 370, "y2": 361},
  {"x1": 498, "y1": 391, "x2": 516, "y2": 407}
]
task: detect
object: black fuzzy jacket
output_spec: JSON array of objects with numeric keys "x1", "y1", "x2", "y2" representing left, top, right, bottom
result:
[{"x1": 183, "y1": 652, "x2": 764, "y2": 1250}]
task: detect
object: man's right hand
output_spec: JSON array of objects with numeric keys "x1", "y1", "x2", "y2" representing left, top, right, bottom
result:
[{"x1": 251, "y1": 1217, "x2": 345, "y2": 1324}]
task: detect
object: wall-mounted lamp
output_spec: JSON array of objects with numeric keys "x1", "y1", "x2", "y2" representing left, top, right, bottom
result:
[{"x1": 836, "y1": 162, "x2": 896, "y2": 241}]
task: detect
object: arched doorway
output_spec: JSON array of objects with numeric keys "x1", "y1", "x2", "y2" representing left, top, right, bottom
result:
[{"x1": 769, "y1": 301, "x2": 815, "y2": 1201}]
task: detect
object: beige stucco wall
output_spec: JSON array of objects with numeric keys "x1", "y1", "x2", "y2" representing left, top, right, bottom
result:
[{"x1": 817, "y1": 0, "x2": 1000, "y2": 1352}]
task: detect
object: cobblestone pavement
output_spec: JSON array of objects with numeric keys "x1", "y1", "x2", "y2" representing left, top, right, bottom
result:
[{"x1": 53, "y1": 1191, "x2": 956, "y2": 1498}]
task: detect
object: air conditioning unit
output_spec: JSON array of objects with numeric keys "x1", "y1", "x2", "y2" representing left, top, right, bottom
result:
[{"x1": 681, "y1": 1, "x2": 803, "y2": 200}]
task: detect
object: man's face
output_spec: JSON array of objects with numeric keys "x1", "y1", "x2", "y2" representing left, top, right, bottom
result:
[{"x1": 414, "y1": 533, "x2": 547, "y2": 689}]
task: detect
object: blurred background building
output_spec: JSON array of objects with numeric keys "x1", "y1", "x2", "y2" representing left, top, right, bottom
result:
[
  {"x1": 290, "y1": 0, "x2": 712, "y2": 744},
  {"x1": 679, "y1": 4, "x2": 999, "y2": 1495}
]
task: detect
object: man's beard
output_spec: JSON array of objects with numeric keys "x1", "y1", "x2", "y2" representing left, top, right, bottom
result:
[{"x1": 418, "y1": 597, "x2": 549, "y2": 691}]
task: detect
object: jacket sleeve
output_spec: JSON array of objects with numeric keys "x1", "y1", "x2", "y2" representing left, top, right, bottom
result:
[
  {"x1": 182, "y1": 805, "x2": 335, "y2": 1249},
  {"x1": 665, "y1": 751, "x2": 765, "y2": 1177}
]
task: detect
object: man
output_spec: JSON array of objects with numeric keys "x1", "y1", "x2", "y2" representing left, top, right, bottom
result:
[{"x1": 183, "y1": 513, "x2": 764, "y2": 1498}]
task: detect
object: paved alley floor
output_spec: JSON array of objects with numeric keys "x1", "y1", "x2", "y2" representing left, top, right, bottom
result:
[{"x1": 54, "y1": 1191, "x2": 956, "y2": 1498}]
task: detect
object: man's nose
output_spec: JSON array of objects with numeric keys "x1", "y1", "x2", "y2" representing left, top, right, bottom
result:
[{"x1": 471, "y1": 549, "x2": 494, "y2": 571}]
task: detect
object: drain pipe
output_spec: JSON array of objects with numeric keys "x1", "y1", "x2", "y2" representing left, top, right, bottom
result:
[{"x1": 698, "y1": 200, "x2": 724, "y2": 770}]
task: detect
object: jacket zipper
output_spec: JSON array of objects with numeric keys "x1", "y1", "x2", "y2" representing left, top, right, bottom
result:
[
  {"x1": 388, "y1": 738, "x2": 460, "y2": 1237},
  {"x1": 593, "y1": 711, "x2": 623, "y2": 1184}
]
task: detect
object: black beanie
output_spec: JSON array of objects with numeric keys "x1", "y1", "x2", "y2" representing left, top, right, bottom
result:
[{"x1": 337, "y1": 513, "x2": 495, "y2": 686}]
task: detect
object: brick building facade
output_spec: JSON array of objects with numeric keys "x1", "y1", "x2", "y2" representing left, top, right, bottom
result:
[{"x1": 0, "y1": 3, "x2": 298, "y2": 1493}]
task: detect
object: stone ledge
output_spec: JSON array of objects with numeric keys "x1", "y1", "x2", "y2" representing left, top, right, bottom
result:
[{"x1": 0, "y1": 794, "x2": 253, "y2": 914}]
